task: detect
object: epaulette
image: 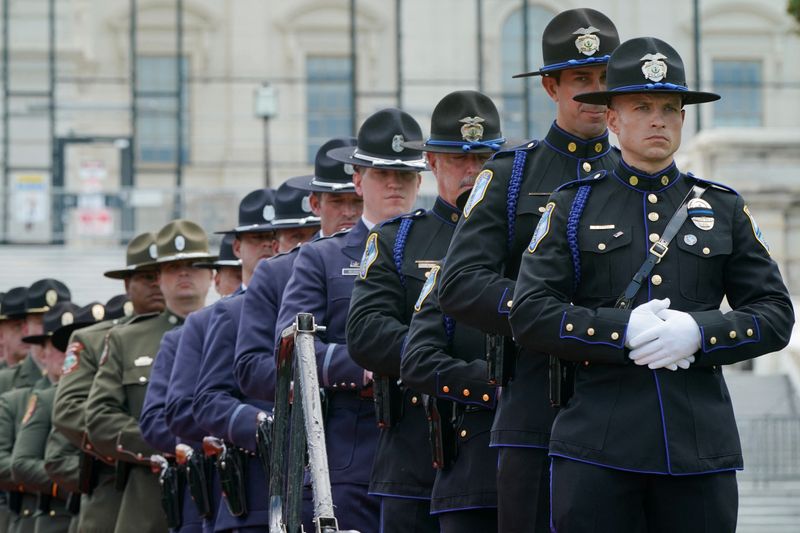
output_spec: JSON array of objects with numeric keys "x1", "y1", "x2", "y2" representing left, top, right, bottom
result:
[
  {"x1": 489, "y1": 139, "x2": 539, "y2": 160},
  {"x1": 319, "y1": 227, "x2": 353, "y2": 240},
  {"x1": 686, "y1": 172, "x2": 739, "y2": 195},
  {"x1": 555, "y1": 170, "x2": 607, "y2": 192},
  {"x1": 126, "y1": 312, "x2": 160, "y2": 324},
  {"x1": 379, "y1": 208, "x2": 426, "y2": 228},
  {"x1": 269, "y1": 243, "x2": 303, "y2": 261}
]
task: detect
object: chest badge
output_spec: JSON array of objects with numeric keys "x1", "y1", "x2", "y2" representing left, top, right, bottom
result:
[
  {"x1": 414, "y1": 265, "x2": 440, "y2": 312},
  {"x1": 358, "y1": 233, "x2": 379, "y2": 279},
  {"x1": 134, "y1": 356, "x2": 153, "y2": 367},
  {"x1": 683, "y1": 234, "x2": 697, "y2": 246},
  {"x1": 687, "y1": 198, "x2": 714, "y2": 231}
]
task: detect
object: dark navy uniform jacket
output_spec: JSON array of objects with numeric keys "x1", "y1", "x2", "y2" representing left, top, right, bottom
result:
[
  {"x1": 275, "y1": 220, "x2": 378, "y2": 487},
  {"x1": 346, "y1": 198, "x2": 461, "y2": 499},
  {"x1": 402, "y1": 264, "x2": 499, "y2": 514},
  {"x1": 439, "y1": 123, "x2": 620, "y2": 448},
  {"x1": 234, "y1": 249, "x2": 301, "y2": 402},
  {"x1": 509, "y1": 160, "x2": 794, "y2": 474}
]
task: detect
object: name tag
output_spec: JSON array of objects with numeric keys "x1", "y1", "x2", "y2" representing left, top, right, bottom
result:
[
  {"x1": 415, "y1": 260, "x2": 440, "y2": 271},
  {"x1": 589, "y1": 224, "x2": 615, "y2": 230},
  {"x1": 341, "y1": 268, "x2": 360, "y2": 276}
]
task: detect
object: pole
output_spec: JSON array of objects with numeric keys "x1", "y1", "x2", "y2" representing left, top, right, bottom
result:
[
  {"x1": 521, "y1": 0, "x2": 531, "y2": 139},
  {"x1": 174, "y1": 0, "x2": 184, "y2": 219},
  {"x1": 476, "y1": 0, "x2": 484, "y2": 92},
  {"x1": 349, "y1": 0, "x2": 357, "y2": 135},
  {"x1": 263, "y1": 117, "x2": 271, "y2": 188},
  {"x1": 2, "y1": 0, "x2": 9, "y2": 243},
  {"x1": 395, "y1": 0, "x2": 402, "y2": 108},
  {"x1": 693, "y1": 0, "x2": 702, "y2": 133},
  {"x1": 48, "y1": 0, "x2": 61, "y2": 243}
]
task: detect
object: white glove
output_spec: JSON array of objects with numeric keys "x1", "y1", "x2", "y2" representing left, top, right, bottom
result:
[
  {"x1": 628, "y1": 308, "x2": 701, "y2": 370},
  {"x1": 624, "y1": 298, "x2": 670, "y2": 349}
]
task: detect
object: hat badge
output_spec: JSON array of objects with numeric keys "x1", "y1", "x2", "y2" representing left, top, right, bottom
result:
[
  {"x1": 45, "y1": 289, "x2": 58, "y2": 307},
  {"x1": 149, "y1": 244, "x2": 158, "y2": 259},
  {"x1": 573, "y1": 26, "x2": 600, "y2": 57},
  {"x1": 123, "y1": 301, "x2": 134, "y2": 316},
  {"x1": 175, "y1": 235, "x2": 186, "y2": 251},
  {"x1": 641, "y1": 53, "x2": 668, "y2": 82},
  {"x1": 92, "y1": 304, "x2": 105, "y2": 321},
  {"x1": 263, "y1": 205, "x2": 276, "y2": 221},
  {"x1": 343, "y1": 163, "x2": 354, "y2": 175},
  {"x1": 61, "y1": 312, "x2": 74, "y2": 326},
  {"x1": 391, "y1": 134, "x2": 405, "y2": 153},
  {"x1": 301, "y1": 196, "x2": 312, "y2": 213},
  {"x1": 459, "y1": 116, "x2": 485, "y2": 143}
]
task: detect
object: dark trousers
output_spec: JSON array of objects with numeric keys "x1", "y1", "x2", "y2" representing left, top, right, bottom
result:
[
  {"x1": 378, "y1": 496, "x2": 438, "y2": 533},
  {"x1": 438, "y1": 507, "x2": 497, "y2": 533},
  {"x1": 496, "y1": 446, "x2": 550, "y2": 533},
  {"x1": 551, "y1": 457, "x2": 738, "y2": 533},
  {"x1": 332, "y1": 483, "x2": 380, "y2": 533}
]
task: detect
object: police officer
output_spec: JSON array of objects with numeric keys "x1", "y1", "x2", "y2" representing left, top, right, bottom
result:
[
  {"x1": 86, "y1": 220, "x2": 214, "y2": 533},
  {"x1": 52, "y1": 233, "x2": 163, "y2": 533},
  {"x1": 19, "y1": 280, "x2": 72, "y2": 385},
  {"x1": 346, "y1": 91, "x2": 505, "y2": 532},
  {"x1": 437, "y1": 9, "x2": 620, "y2": 532},
  {"x1": 275, "y1": 108, "x2": 424, "y2": 533},
  {"x1": 509, "y1": 37, "x2": 794, "y2": 532},
  {"x1": 195, "y1": 234, "x2": 243, "y2": 296}
]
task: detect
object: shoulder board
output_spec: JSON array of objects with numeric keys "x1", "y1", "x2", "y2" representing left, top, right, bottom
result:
[
  {"x1": 379, "y1": 208, "x2": 426, "y2": 228},
  {"x1": 324, "y1": 227, "x2": 353, "y2": 240},
  {"x1": 126, "y1": 312, "x2": 160, "y2": 325},
  {"x1": 270, "y1": 244, "x2": 303, "y2": 260},
  {"x1": 489, "y1": 139, "x2": 539, "y2": 160},
  {"x1": 686, "y1": 173, "x2": 738, "y2": 195},
  {"x1": 555, "y1": 170, "x2": 607, "y2": 192}
]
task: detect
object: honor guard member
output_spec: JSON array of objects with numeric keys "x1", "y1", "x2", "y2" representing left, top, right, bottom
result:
[
  {"x1": 437, "y1": 9, "x2": 621, "y2": 532},
  {"x1": 20, "y1": 280, "x2": 72, "y2": 383},
  {"x1": 275, "y1": 108, "x2": 424, "y2": 533},
  {"x1": 13, "y1": 302, "x2": 102, "y2": 533},
  {"x1": 52, "y1": 233, "x2": 163, "y2": 533},
  {"x1": 85, "y1": 220, "x2": 214, "y2": 533},
  {"x1": 509, "y1": 37, "x2": 794, "y2": 532},
  {"x1": 142, "y1": 232, "x2": 243, "y2": 533},
  {"x1": 191, "y1": 186, "x2": 311, "y2": 533},
  {"x1": 346, "y1": 91, "x2": 505, "y2": 532}
]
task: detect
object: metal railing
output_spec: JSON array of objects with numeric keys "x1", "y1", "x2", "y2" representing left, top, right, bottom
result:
[{"x1": 738, "y1": 415, "x2": 800, "y2": 482}]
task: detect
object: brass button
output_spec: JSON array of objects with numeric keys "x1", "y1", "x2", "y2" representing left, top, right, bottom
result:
[
  {"x1": 442, "y1": 386, "x2": 450, "y2": 394},
  {"x1": 594, "y1": 142, "x2": 603, "y2": 153},
  {"x1": 651, "y1": 275, "x2": 662, "y2": 286},
  {"x1": 462, "y1": 389, "x2": 471, "y2": 397},
  {"x1": 411, "y1": 396, "x2": 418, "y2": 405},
  {"x1": 587, "y1": 328, "x2": 595, "y2": 336},
  {"x1": 729, "y1": 331, "x2": 737, "y2": 339},
  {"x1": 746, "y1": 328, "x2": 754, "y2": 337},
  {"x1": 568, "y1": 142, "x2": 577, "y2": 153},
  {"x1": 648, "y1": 212, "x2": 659, "y2": 222},
  {"x1": 565, "y1": 323, "x2": 574, "y2": 332},
  {"x1": 49, "y1": 510, "x2": 56, "y2": 517},
  {"x1": 538, "y1": 206, "x2": 546, "y2": 213},
  {"x1": 710, "y1": 337, "x2": 717, "y2": 345},
  {"x1": 451, "y1": 213, "x2": 458, "y2": 223},
  {"x1": 661, "y1": 175, "x2": 670, "y2": 186},
  {"x1": 611, "y1": 332, "x2": 620, "y2": 340},
  {"x1": 583, "y1": 360, "x2": 590, "y2": 366},
  {"x1": 506, "y1": 300, "x2": 513, "y2": 308},
  {"x1": 702, "y1": 247, "x2": 710, "y2": 255},
  {"x1": 136, "y1": 453, "x2": 143, "y2": 460},
  {"x1": 649, "y1": 233, "x2": 660, "y2": 243},
  {"x1": 86, "y1": 443, "x2": 92, "y2": 450},
  {"x1": 23, "y1": 510, "x2": 30, "y2": 516},
  {"x1": 648, "y1": 194, "x2": 658, "y2": 204},
  {"x1": 629, "y1": 176, "x2": 639, "y2": 186},
  {"x1": 482, "y1": 393, "x2": 490, "y2": 402},
  {"x1": 582, "y1": 162, "x2": 592, "y2": 172},
  {"x1": 460, "y1": 429, "x2": 468, "y2": 438},
  {"x1": 597, "y1": 243, "x2": 607, "y2": 251}
]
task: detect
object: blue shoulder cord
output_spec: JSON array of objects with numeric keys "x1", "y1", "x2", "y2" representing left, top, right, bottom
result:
[
  {"x1": 443, "y1": 315, "x2": 456, "y2": 346},
  {"x1": 393, "y1": 218, "x2": 414, "y2": 288},
  {"x1": 566, "y1": 185, "x2": 593, "y2": 290},
  {"x1": 506, "y1": 149, "x2": 528, "y2": 249}
]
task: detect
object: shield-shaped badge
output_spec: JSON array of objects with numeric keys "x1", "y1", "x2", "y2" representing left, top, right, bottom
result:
[
  {"x1": 392, "y1": 135, "x2": 405, "y2": 153},
  {"x1": 459, "y1": 116, "x2": 485, "y2": 142},
  {"x1": 687, "y1": 198, "x2": 714, "y2": 231},
  {"x1": 573, "y1": 26, "x2": 600, "y2": 56},
  {"x1": 641, "y1": 53, "x2": 668, "y2": 82}
]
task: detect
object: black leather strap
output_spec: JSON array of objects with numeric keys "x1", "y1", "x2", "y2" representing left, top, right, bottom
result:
[{"x1": 615, "y1": 184, "x2": 708, "y2": 310}]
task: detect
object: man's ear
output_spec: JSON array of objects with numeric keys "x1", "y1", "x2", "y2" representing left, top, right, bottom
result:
[
  {"x1": 606, "y1": 106, "x2": 619, "y2": 136},
  {"x1": 541, "y1": 76, "x2": 559, "y2": 101},
  {"x1": 232, "y1": 237, "x2": 243, "y2": 259}
]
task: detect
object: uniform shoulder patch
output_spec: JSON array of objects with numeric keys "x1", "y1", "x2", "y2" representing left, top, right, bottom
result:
[
  {"x1": 528, "y1": 202, "x2": 556, "y2": 253},
  {"x1": 555, "y1": 170, "x2": 607, "y2": 192},
  {"x1": 359, "y1": 232, "x2": 380, "y2": 279},
  {"x1": 743, "y1": 204, "x2": 770, "y2": 254},
  {"x1": 22, "y1": 394, "x2": 37, "y2": 425},
  {"x1": 414, "y1": 264, "x2": 441, "y2": 312},
  {"x1": 463, "y1": 169, "x2": 493, "y2": 219},
  {"x1": 62, "y1": 341, "x2": 84, "y2": 376}
]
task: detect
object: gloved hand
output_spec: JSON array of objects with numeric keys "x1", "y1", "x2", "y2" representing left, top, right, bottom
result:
[
  {"x1": 624, "y1": 298, "x2": 670, "y2": 349},
  {"x1": 628, "y1": 308, "x2": 701, "y2": 370}
]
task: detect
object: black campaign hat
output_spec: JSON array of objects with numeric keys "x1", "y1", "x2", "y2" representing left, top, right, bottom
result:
[
  {"x1": 22, "y1": 301, "x2": 82, "y2": 346},
  {"x1": 266, "y1": 181, "x2": 321, "y2": 230},
  {"x1": 0, "y1": 287, "x2": 28, "y2": 321},
  {"x1": 104, "y1": 232, "x2": 160, "y2": 279},
  {"x1": 574, "y1": 37, "x2": 720, "y2": 106},
  {"x1": 217, "y1": 189, "x2": 278, "y2": 234},
  {"x1": 286, "y1": 137, "x2": 358, "y2": 193},
  {"x1": 104, "y1": 294, "x2": 134, "y2": 320},
  {"x1": 50, "y1": 302, "x2": 107, "y2": 352},
  {"x1": 327, "y1": 108, "x2": 428, "y2": 172},
  {"x1": 403, "y1": 91, "x2": 508, "y2": 154},
  {"x1": 514, "y1": 8, "x2": 620, "y2": 78},
  {"x1": 194, "y1": 234, "x2": 242, "y2": 270},
  {"x1": 26, "y1": 279, "x2": 71, "y2": 314}
]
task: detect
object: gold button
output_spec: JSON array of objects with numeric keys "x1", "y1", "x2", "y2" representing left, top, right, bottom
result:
[
  {"x1": 568, "y1": 142, "x2": 577, "y2": 153},
  {"x1": 648, "y1": 194, "x2": 658, "y2": 204},
  {"x1": 462, "y1": 389, "x2": 470, "y2": 397},
  {"x1": 629, "y1": 176, "x2": 639, "y2": 186},
  {"x1": 583, "y1": 360, "x2": 590, "y2": 366},
  {"x1": 649, "y1": 233, "x2": 660, "y2": 243},
  {"x1": 648, "y1": 212, "x2": 659, "y2": 222},
  {"x1": 506, "y1": 300, "x2": 513, "y2": 308},
  {"x1": 451, "y1": 213, "x2": 458, "y2": 222},
  {"x1": 611, "y1": 332, "x2": 620, "y2": 340},
  {"x1": 50, "y1": 510, "x2": 56, "y2": 517},
  {"x1": 661, "y1": 175, "x2": 670, "y2": 186},
  {"x1": 442, "y1": 386, "x2": 450, "y2": 394},
  {"x1": 460, "y1": 429, "x2": 468, "y2": 438},
  {"x1": 23, "y1": 510, "x2": 30, "y2": 516},
  {"x1": 746, "y1": 328, "x2": 754, "y2": 337},
  {"x1": 710, "y1": 337, "x2": 717, "y2": 345},
  {"x1": 587, "y1": 328, "x2": 595, "y2": 336},
  {"x1": 597, "y1": 243, "x2": 607, "y2": 251},
  {"x1": 702, "y1": 247, "x2": 710, "y2": 255},
  {"x1": 582, "y1": 162, "x2": 592, "y2": 172},
  {"x1": 136, "y1": 453, "x2": 143, "y2": 460},
  {"x1": 594, "y1": 143, "x2": 603, "y2": 153},
  {"x1": 565, "y1": 323, "x2": 574, "y2": 332},
  {"x1": 729, "y1": 331, "x2": 737, "y2": 339},
  {"x1": 411, "y1": 396, "x2": 418, "y2": 405},
  {"x1": 651, "y1": 275, "x2": 662, "y2": 286},
  {"x1": 482, "y1": 393, "x2": 490, "y2": 402}
]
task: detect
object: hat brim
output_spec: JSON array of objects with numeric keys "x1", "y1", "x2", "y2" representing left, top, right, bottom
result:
[
  {"x1": 51, "y1": 321, "x2": 96, "y2": 352},
  {"x1": 268, "y1": 216, "x2": 322, "y2": 231},
  {"x1": 401, "y1": 140, "x2": 506, "y2": 154},
  {"x1": 214, "y1": 224, "x2": 277, "y2": 235},
  {"x1": 326, "y1": 146, "x2": 429, "y2": 173},
  {"x1": 512, "y1": 56, "x2": 613, "y2": 78},
  {"x1": 285, "y1": 175, "x2": 357, "y2": 194},
  {"x1": 103, "y1": 263, "x2": 159, "y2": 280},
  {"x1": 194, "y1": 260, "x2": 242, "y2": 269},
  {"x1": 574, "y1": 88, "x2": 721, "y2": 106},
  {"x1": 21, "y1": 333, "x2": 49, "y2": 345},
  {"x1": 137, "y1": 253, "x2": 219, "y2": 268}
]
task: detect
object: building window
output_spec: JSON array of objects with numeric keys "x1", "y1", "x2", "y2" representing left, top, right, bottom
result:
[
  {"x1": 136, "y1": 56, "x2": 190, "y2": 163},
  {"x1": 306, "y1": 56, "x2": 353, "y2": 163},
  {"x1": 501, "y1": 6, "x2": 555, "y2": 140},
  {"x1": 712, "y1": 60, "x2": 762, "y2": 127}
]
